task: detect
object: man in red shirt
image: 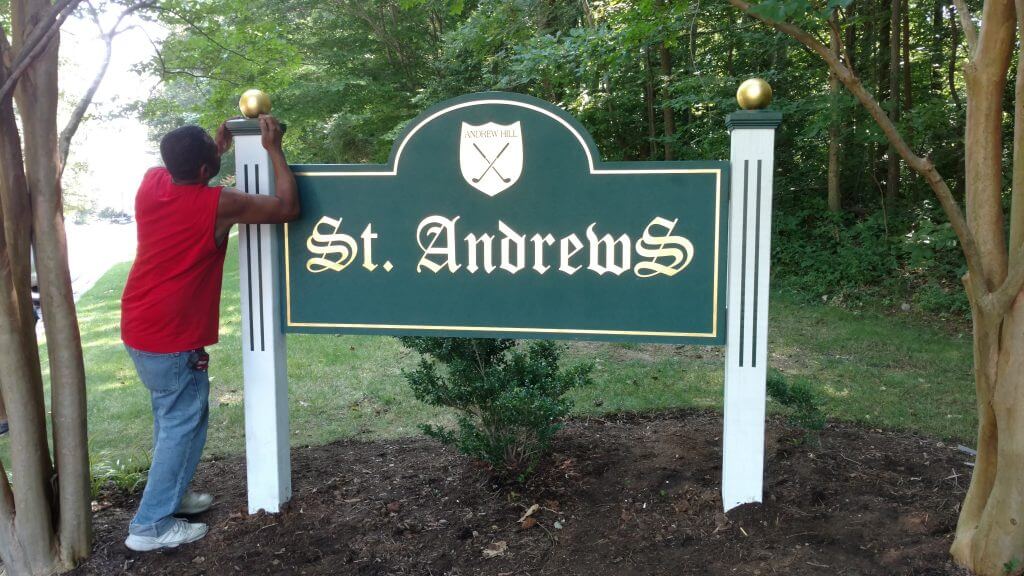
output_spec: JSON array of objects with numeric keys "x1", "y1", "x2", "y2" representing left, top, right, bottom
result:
[{"x1": 121, "y1": 115, "x2": 298, "y2": 551}]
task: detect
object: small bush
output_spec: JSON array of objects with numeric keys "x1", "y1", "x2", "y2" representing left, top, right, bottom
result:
[
  {"x1": 766, "y1": 370, "x2": 826, "y2": 431},
  {"x1": 399, "y1": 337, "x2": 593, "y2": 481},
  {"x1": 90, "y1": 453, "x2": 149, "y2": 497}
]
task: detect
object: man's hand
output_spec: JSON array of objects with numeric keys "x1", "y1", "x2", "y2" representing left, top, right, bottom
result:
[
  {"x1": 260, "y1": 114, "x2": 284, "y2": 152},
  {"x1": 215, "y1": 121, "x2": 233, "y2": 157}
]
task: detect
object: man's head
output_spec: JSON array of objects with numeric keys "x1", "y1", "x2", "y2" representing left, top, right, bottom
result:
[{"x1": 160, "y1": 126, "x2": 221, "y2": 184}]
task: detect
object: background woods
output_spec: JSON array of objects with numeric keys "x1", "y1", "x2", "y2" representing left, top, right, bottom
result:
[{"x1": 142, "y1": 0, "x2": 977, "y2": 318}]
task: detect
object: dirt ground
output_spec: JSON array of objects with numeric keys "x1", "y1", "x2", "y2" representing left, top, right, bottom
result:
[{"x1": 71, "y1": 410, "x2": 974, "y2": 575}]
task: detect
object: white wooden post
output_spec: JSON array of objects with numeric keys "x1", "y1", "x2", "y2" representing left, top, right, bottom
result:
[
  {"x1": 722, "y1": 109, "x2": 782, "y2": 511},
  {"x1": 227, "y1": 118, "x2": 291, "y2": 514}
]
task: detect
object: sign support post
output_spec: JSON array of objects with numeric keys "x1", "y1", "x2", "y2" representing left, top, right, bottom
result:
[
  {"x1": 721, "y1": 105, "x2": 782, "y2": 510},
  {"x1": 227, "y1": 118, "x2": 292, "y2": 514}
]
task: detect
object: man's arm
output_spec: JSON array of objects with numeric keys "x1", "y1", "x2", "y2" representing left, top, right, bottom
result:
[{"x1": 215, "y1": 115, "x2": 300, "y2": 245}]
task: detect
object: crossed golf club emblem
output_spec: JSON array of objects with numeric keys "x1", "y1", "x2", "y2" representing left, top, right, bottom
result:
[{"x1": 471, "y1": 142, "x2": 512, "y2": 184}]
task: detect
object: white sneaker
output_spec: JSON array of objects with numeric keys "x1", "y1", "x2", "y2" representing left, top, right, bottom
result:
[
  {"x1": 125, "y1": 519, "x2": 208, "y2": 552},
  {"x1": 176, "y1": 491, "x2": 214, "y2": 515}
]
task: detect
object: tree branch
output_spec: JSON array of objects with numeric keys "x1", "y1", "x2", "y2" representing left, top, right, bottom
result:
[
  {"x1": 952, "y1": 0, "x2": 978, "y2": 56},
  {"x1": 11, "y1": 0, "x2": 78, "y2": 58},
  {"x1": 728, "y1": 0, "x2": 990, "y2": 299},
  {"x1": 150, "y1": 5, "x2": 259, "y2": 65},
  {"x1": 58, "y1": 0, "x2": 157, "y2": 177},
  {"x1": 0, "y1": 0, "x2": 80, "y2": 102}
]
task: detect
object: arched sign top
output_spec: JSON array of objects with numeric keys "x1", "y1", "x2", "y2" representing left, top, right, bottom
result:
[{"x1": 296, "y1": 92, "x2": 608, "y2": 177}]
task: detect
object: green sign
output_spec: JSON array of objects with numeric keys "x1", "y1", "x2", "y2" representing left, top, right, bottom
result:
[{"x1": 282, "y1": 92, "x2": 729, "y2": 344}]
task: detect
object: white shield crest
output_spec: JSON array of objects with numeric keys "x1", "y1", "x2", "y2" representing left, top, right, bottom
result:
[{"x1": 459, "y1": 121, "x2": 524, "y2": 196}]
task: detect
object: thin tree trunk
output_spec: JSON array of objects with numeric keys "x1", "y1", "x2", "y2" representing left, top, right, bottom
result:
[
  {"x1": 887, "y1": 0, "x2": 901, "y2": 203},
  {"x1": 829, "y1": 18, "x2": 843, "y2": 213},
  {"x1": 877, "y1": 0, "x2": 891, "y2": 188},
  {"x1": 726, "y1": 28, "x2": 736, "y2": 76},
  {"x1": 902, "y1": 0, "x2": 913, "y2": 119},
  {"x1": 932, "y1": 0, "x2": 945, "y2": 91},
  {"x1": 644, "y1": 47, "x2": 658, "y2": 160},
  {"x1": 658, "y1": 42, "x2": 675, "y2": 161},
  {"x1": 949, "y1": 11, "x2": 964, "y2": 111},
  {"x1": 59, "y1": 34, "x2": 113, "y2": 178},
  {"x1": 845, "y1": 0, "x2": 857, "y2": 71}
]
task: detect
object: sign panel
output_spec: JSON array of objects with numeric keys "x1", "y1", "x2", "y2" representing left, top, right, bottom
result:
[{"x1": 282, "y1": 92, "x2": 729, "y2": 344}]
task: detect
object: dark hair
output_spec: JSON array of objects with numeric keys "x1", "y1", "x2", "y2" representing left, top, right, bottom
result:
[{"x1": 159, "y1": 125, "x2": 217, "y2": 181}]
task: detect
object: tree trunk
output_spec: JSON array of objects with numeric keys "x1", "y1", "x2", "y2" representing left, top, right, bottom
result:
[
  {"x1": 1, "y1": 2, "x2": 62, "y2": 573},
  {"x1": 886, "y1": 0, "x2": 901, "y2": 203},
  {"x1": 5, "y1": 0, "x2": 93, "y2": 570},
  {"x1": 876, "y1": 0, "x2": 890, "y2": 188},
  {"x1": 14, "y1": 24, "x2": 94, "y2": 576},
  {"x1": 658, "y1": 41, "x2": 675, "y2": 161},
  {"x1": 950, "y1": 1, "x2": 1019, "y2": 572},
  {"x1": 644, "y1": 47, "x2": 658, "y2": 161},
  {"x1": 951, "y1": 301, "x2": 1024, "y2": 575},
  {"x1": 933, "y1": 0, "x2": 946, "y2": 91},
  {"x1": 0, "y1": 84, "x2": 59, "y2": 576},
  {"x1": 845, "y1": 0, "x2": 857, "y2": 70},
  {"x1": 829, "y1": 20, "x2": 843, "y2": 213},
  {"x1": 949, "y1": 10, "x2": 964, "y2": 111},
  {"x1": 902, "y1": 0, "x2": 913, "y2": 114}
]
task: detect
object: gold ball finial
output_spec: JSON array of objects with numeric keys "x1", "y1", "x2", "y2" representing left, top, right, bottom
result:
[
  {"x1": 239, "y1": 89, "x2": 272, "y2": 118},
  {"x1": 737, "y1": 78, "x2": 773, "y2": 110}
]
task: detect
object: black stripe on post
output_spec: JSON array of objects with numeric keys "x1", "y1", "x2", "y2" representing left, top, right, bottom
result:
[
  {"x1": 256, "y1": 166, "x2": 266, "y2": 353},
  {"x1": 752, "y1": 159, "x2": 763, "y2": 368},
  {"x1": 739, "y1": 160, "x2": 749, "y2": 367},
  {"x1": 244, "y1": 165, "x2": 255, "y2": 352}
]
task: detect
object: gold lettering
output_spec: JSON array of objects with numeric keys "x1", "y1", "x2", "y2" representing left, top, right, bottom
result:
[
  {"x1": 634, "y1": 217, "x2": 695, "y2": 278},
  {"x1": 361, "y1": 223, "x2": 378, "y2": 272},
  {"x1": 306, "y1": 217, "x2": 359, "y2": 273}
]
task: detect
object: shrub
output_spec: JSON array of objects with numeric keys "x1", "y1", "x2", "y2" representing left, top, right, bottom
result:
[
  {"x1": 766, "y1": 370, "x2": 826, "y2": 431},
  {"x1": 399, "y1": 337, "x2": 593, "y2": 481}
]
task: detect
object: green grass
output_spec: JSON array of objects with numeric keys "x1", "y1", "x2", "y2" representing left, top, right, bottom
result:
[{"x1": 4, "y1": 234, "x2": 978, "y2": 483}]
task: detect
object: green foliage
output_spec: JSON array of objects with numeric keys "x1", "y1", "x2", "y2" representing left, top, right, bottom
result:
[
  {"x1": 772, "y1": 195, "x2": 969, "y2": 316},
  {"x1": 399, "y1": 338, "x2": 593, "y2": 481},
  {"x1": 767, "y1": 370, "x2": 826, "y2": 431},
  {"x1": 135, "y1": 0, "x2": 977, "y2": 320}
]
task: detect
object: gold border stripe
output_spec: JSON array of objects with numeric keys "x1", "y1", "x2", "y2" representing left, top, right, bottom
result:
[{"x1": 286, "y1": 321, "x2": 715, "y2": 338}]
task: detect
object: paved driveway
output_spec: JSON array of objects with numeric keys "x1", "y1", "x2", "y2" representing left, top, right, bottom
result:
[{"x1": 65, "y1": 221, "x2": 137, "y2": 302}]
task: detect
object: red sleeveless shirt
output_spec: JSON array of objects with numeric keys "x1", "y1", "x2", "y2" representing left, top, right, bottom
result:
[{"x1": 121, "y1": 167, "x2": 228, "y2": 353}]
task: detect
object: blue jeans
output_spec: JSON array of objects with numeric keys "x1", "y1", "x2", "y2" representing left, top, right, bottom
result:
[{"x1": 126, "y1": 346, "x2": 210, "y2": 537}]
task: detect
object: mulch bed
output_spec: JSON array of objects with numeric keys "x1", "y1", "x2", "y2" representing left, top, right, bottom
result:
[{"x1": 71, "y1": 410, "x2": 973, "y2": 575}]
